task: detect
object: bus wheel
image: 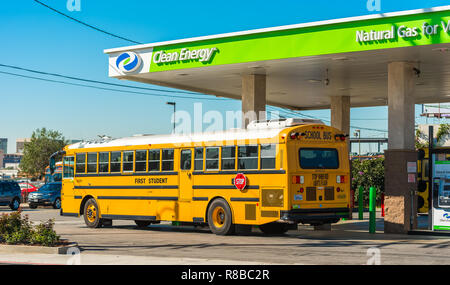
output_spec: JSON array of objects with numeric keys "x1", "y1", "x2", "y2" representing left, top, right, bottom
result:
[
  {"x1": 83, "y1": 198, "x2": 102, "y2": 228},
  {"x1": 135, "y1": 220, "x2": 151, "y2": 228},
  {"x1": 259, "y1": 222, "x2": 289, "y2": 235},
  {"x1": 207, "y1": 199, "x2": 235, "y2": 235}
]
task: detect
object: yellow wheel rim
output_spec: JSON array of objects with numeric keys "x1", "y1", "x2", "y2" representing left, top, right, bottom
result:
[
  {"x1": 86, "y1": 204, "x2": 97, "y2": 223},
  {"x1": 212, "y1": 206, "x2": 226, "y2": 228}
]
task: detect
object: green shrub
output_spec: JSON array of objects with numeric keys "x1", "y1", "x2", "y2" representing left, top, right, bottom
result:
[
  {"x1": 0, "y1": 211, "x2": 60, "y2": 246},
  {"x1": 30, "y1": 219, "x2": 60, "y2": 247},
  {"x1": 351, "y1": 158, "x2": 385, "y2": 206}
]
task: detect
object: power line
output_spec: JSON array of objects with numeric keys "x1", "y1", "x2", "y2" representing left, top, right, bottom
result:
[
  {"x1": 268, "y1": 106, "x2": 388, "y2": 133},
  {"x1": 0, "y1": 63, "x2": 212, "y2": 96},
  {"x1": 33, "y1": 0, "x2": 142, "y2": 44},
  {"x1": 0, "y1": 70, "x2": 228, "y2": 101}
]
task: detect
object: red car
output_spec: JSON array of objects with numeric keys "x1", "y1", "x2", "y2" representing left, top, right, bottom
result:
[{"x1": 19, "y1": 182, "x2": 38, "y2": 201}]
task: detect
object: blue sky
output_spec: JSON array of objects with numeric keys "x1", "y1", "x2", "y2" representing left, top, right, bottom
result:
[{"x1": 1, "y1": 0, "x2": 449, "y2": 154}]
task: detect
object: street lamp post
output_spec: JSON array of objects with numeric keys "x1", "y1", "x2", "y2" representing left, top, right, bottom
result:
[
  {"x1": 166, "y1": 102, "x2": 176, "y2": 133},
  {"x1": 354, "y1": 129, "x2": 361, "y2": 160}
]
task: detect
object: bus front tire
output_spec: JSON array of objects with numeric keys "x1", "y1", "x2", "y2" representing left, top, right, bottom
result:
[
  {"x1": 207, "y1": 199, "x2": 235, "y2": 236},
  {"x1": 135, "y1": 220, "x2": 152, "y2": 228},
  {"x1": 259, "y1": 222, "x2": 289, "y2": 235},
  {"x1": 83, "y1": 198, "x2": 102, "y2": 228}
]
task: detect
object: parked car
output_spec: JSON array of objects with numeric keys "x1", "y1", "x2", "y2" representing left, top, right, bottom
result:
[
  {"x1": 28, "y1": 182, "x2": 62, "y2": 209},
  {"x1": 0, "y1": 180, "x2": 22, "y2": 210},
  {"x1": 18, "y1": 182, "x2": 38, "y2": 201}
]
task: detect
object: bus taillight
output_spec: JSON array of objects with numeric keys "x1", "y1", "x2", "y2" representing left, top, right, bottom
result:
[
  {"x1": 336, "y1": 175, "x2": 345, "y2": 183},
  {"x1": 292, "y1": 175, "x2": 304, "y2": 184}
]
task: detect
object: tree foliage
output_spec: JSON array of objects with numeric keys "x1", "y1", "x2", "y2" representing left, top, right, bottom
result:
[
  {"x1": 351, "y1": 158, "x2": 384, "y2": 205},
  {"x1": 19, "y1": 128, "x2": 66, "y2": 178},
  {"x1": 415, "y1": 123, "x2": 450, "y2": 149}
]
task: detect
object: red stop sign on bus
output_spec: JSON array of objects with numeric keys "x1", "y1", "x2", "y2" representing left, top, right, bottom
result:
[{"x1": 234, "y1": 173, "x2": 247, "y2": 191}]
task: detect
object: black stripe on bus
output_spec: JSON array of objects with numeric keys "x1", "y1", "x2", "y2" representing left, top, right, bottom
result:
[
  {"x1": 75, "y1": 172, "x2": 178, "y2": 177},
  {"x1": 97, "y1": 196, "x2": 178, "y2": 201},
  {"x1": 61, "y1": 212, "x2": 78, "y2": 217},
  {"x1": 101, "y1": 214, "x2": 157, "y2": 221},
  {"x1": 193, "y1": 185, "x2": 259, "y2": 190},
  {"x1": 192, "y1": 170, "x2": 286, "y2": 175},
  {"x1": 192, "y1": 197, "x2": 209, "y2": 201},
  {"x1": 74, "y1": 185, "x2": 178, "y2": 190},
  {"x1": 230, "y1": 198, "x2": 260, "y2": 202}
]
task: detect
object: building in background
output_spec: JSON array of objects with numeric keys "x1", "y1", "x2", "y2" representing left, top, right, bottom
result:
[
  {"x1": 421, "y1": 104, "x2": 450, "y2": 119},
  {"x1": 16, "y1": 138, "x2": 30, "y2": 154},
  {"x1": 0, "y1": 150, "x2": 3, "y2": 169},
  {"x1": 3, "y1": 153, "x2": 23, "y2": 169},
  {"x1": 0, "y1": 138, "x2": 7, "y2": 155}
]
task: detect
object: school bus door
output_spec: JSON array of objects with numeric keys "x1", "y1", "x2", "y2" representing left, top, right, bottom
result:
[{"x1": 179, "y1": 148, "x2": 194, "y2": 220}]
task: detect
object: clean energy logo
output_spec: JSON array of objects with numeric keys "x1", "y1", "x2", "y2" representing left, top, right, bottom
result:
[
  {"x1": 116, "y1": 52, "x2": 142, "y2": 73},
  {"x1": 443, "y1": 213, "x2": 450, "y2": 219}
]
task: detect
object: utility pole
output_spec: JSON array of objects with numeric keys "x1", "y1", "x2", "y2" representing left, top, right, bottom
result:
[{"x1": 166, "y1": 102, "x2": 176, "y2": 133}]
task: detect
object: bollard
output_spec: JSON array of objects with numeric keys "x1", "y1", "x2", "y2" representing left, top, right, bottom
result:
[
  {"x1": 369, "y1": 187, "x2": 376, "y2": 234},
  {"x1": 358, "y1": 186, "x2": 364, "y2": 220},
  {"x1": 348, "y1": 189, "x2": 354, "y2": 220},
  {"x1": 381, "y1": 193, "x2": 385, "y2": 217}
]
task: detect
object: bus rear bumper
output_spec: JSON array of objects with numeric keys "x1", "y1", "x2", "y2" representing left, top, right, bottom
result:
[{"x1": 280, "y1": 208, "x2": 350, "y2": 225}]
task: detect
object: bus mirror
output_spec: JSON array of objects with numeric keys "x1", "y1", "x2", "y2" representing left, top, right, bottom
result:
[{"x1": 49, "y1": 157, "x2": 56, "y2": 174}]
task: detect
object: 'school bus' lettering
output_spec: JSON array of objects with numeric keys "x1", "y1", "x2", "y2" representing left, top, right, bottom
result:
[{"x1": 59, "y1": 120, "x2": 350, "y2": 235}]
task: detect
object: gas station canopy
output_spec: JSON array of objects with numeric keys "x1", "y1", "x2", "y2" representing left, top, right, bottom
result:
[{"x1": 105, "y1": 6, "x2": 450, "y2": 110}]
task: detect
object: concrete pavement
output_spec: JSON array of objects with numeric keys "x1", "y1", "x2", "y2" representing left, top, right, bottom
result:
[{"x1": 0, "y1": 205, "x2": 448, "y2": 265}]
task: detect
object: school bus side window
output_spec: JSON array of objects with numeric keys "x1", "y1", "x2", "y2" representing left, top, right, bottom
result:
[
  {"x1": 99, "y1": 152, "x2": 109, "y2": 173},
  {"x1": 110, "y1": 152, "x2": 121, "y2": 173},
  {"x1": 148, "y1": 149, "x2": 160, "y2": 171},
  {"x1": 205, "y1": 147, "x2": 219, "y2": 170},
  {"x1": 135, "y1": 150, "x2": 147, "y2": 172},
  {"x1": 87, "y1": 153, "x2": 98, "y2": 173},
  {"x1": 221, "y1": 146, "x2": 236, "y2": 170},
  {"x1": 123, "y1": 151, "x2": 134, "y2": 172},
  {"x1": 261, "y1": 144, "x2": 276, "y2": 169},
  {"x1": 194, "y1": 147, "x2": 204, "y2": 171},
  {"x1": 63, "y1": 156, "x2": 74, "y2": 179},
  {"x1": 162, "y1": 149, "x2": 174, "y2": 171},
  {"x1": 238, "y1": 145, "x2": 258, "y2": 170},
  {"x1": 76, "y1": 153, "x2": 86, "y2": 174}
]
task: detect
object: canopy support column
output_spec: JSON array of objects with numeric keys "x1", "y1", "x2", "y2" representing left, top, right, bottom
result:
[
  {"x1": 242, "y1": 74, "x2": 266, "y2": 128},
  {"x1": 384, "y1": 61, "x2": 417, "y2": 234},
  {"x1": 331, "y1": 96, "x2": 350, "y2": 150}
]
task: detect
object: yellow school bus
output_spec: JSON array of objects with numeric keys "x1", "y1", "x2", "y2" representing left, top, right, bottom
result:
[{"x1": 58, "y1": 118, "x2": 351, "y2": 235}]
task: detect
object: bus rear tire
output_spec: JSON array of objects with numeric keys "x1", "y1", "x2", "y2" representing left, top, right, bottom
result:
[
  {"x1": 207, "y1": 198, "x2": 235, "y2": 235},
  {"x1": 135, "y1": 220, "x2": 151, "y2": 228},
  {"x1": 259, "y1": 222, "x2": 289, "y2": 235},
  {"x1": 83, "y1": 198, "x2": 102, "y2": 228}
]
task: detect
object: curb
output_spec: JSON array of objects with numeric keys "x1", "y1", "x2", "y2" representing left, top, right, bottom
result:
[
  {"x1": 0, "y1": 242, "x2": 78, "y2": 255},
  {"x1": 408, "y1": 230, "x2": 450, "y2": 237}
]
